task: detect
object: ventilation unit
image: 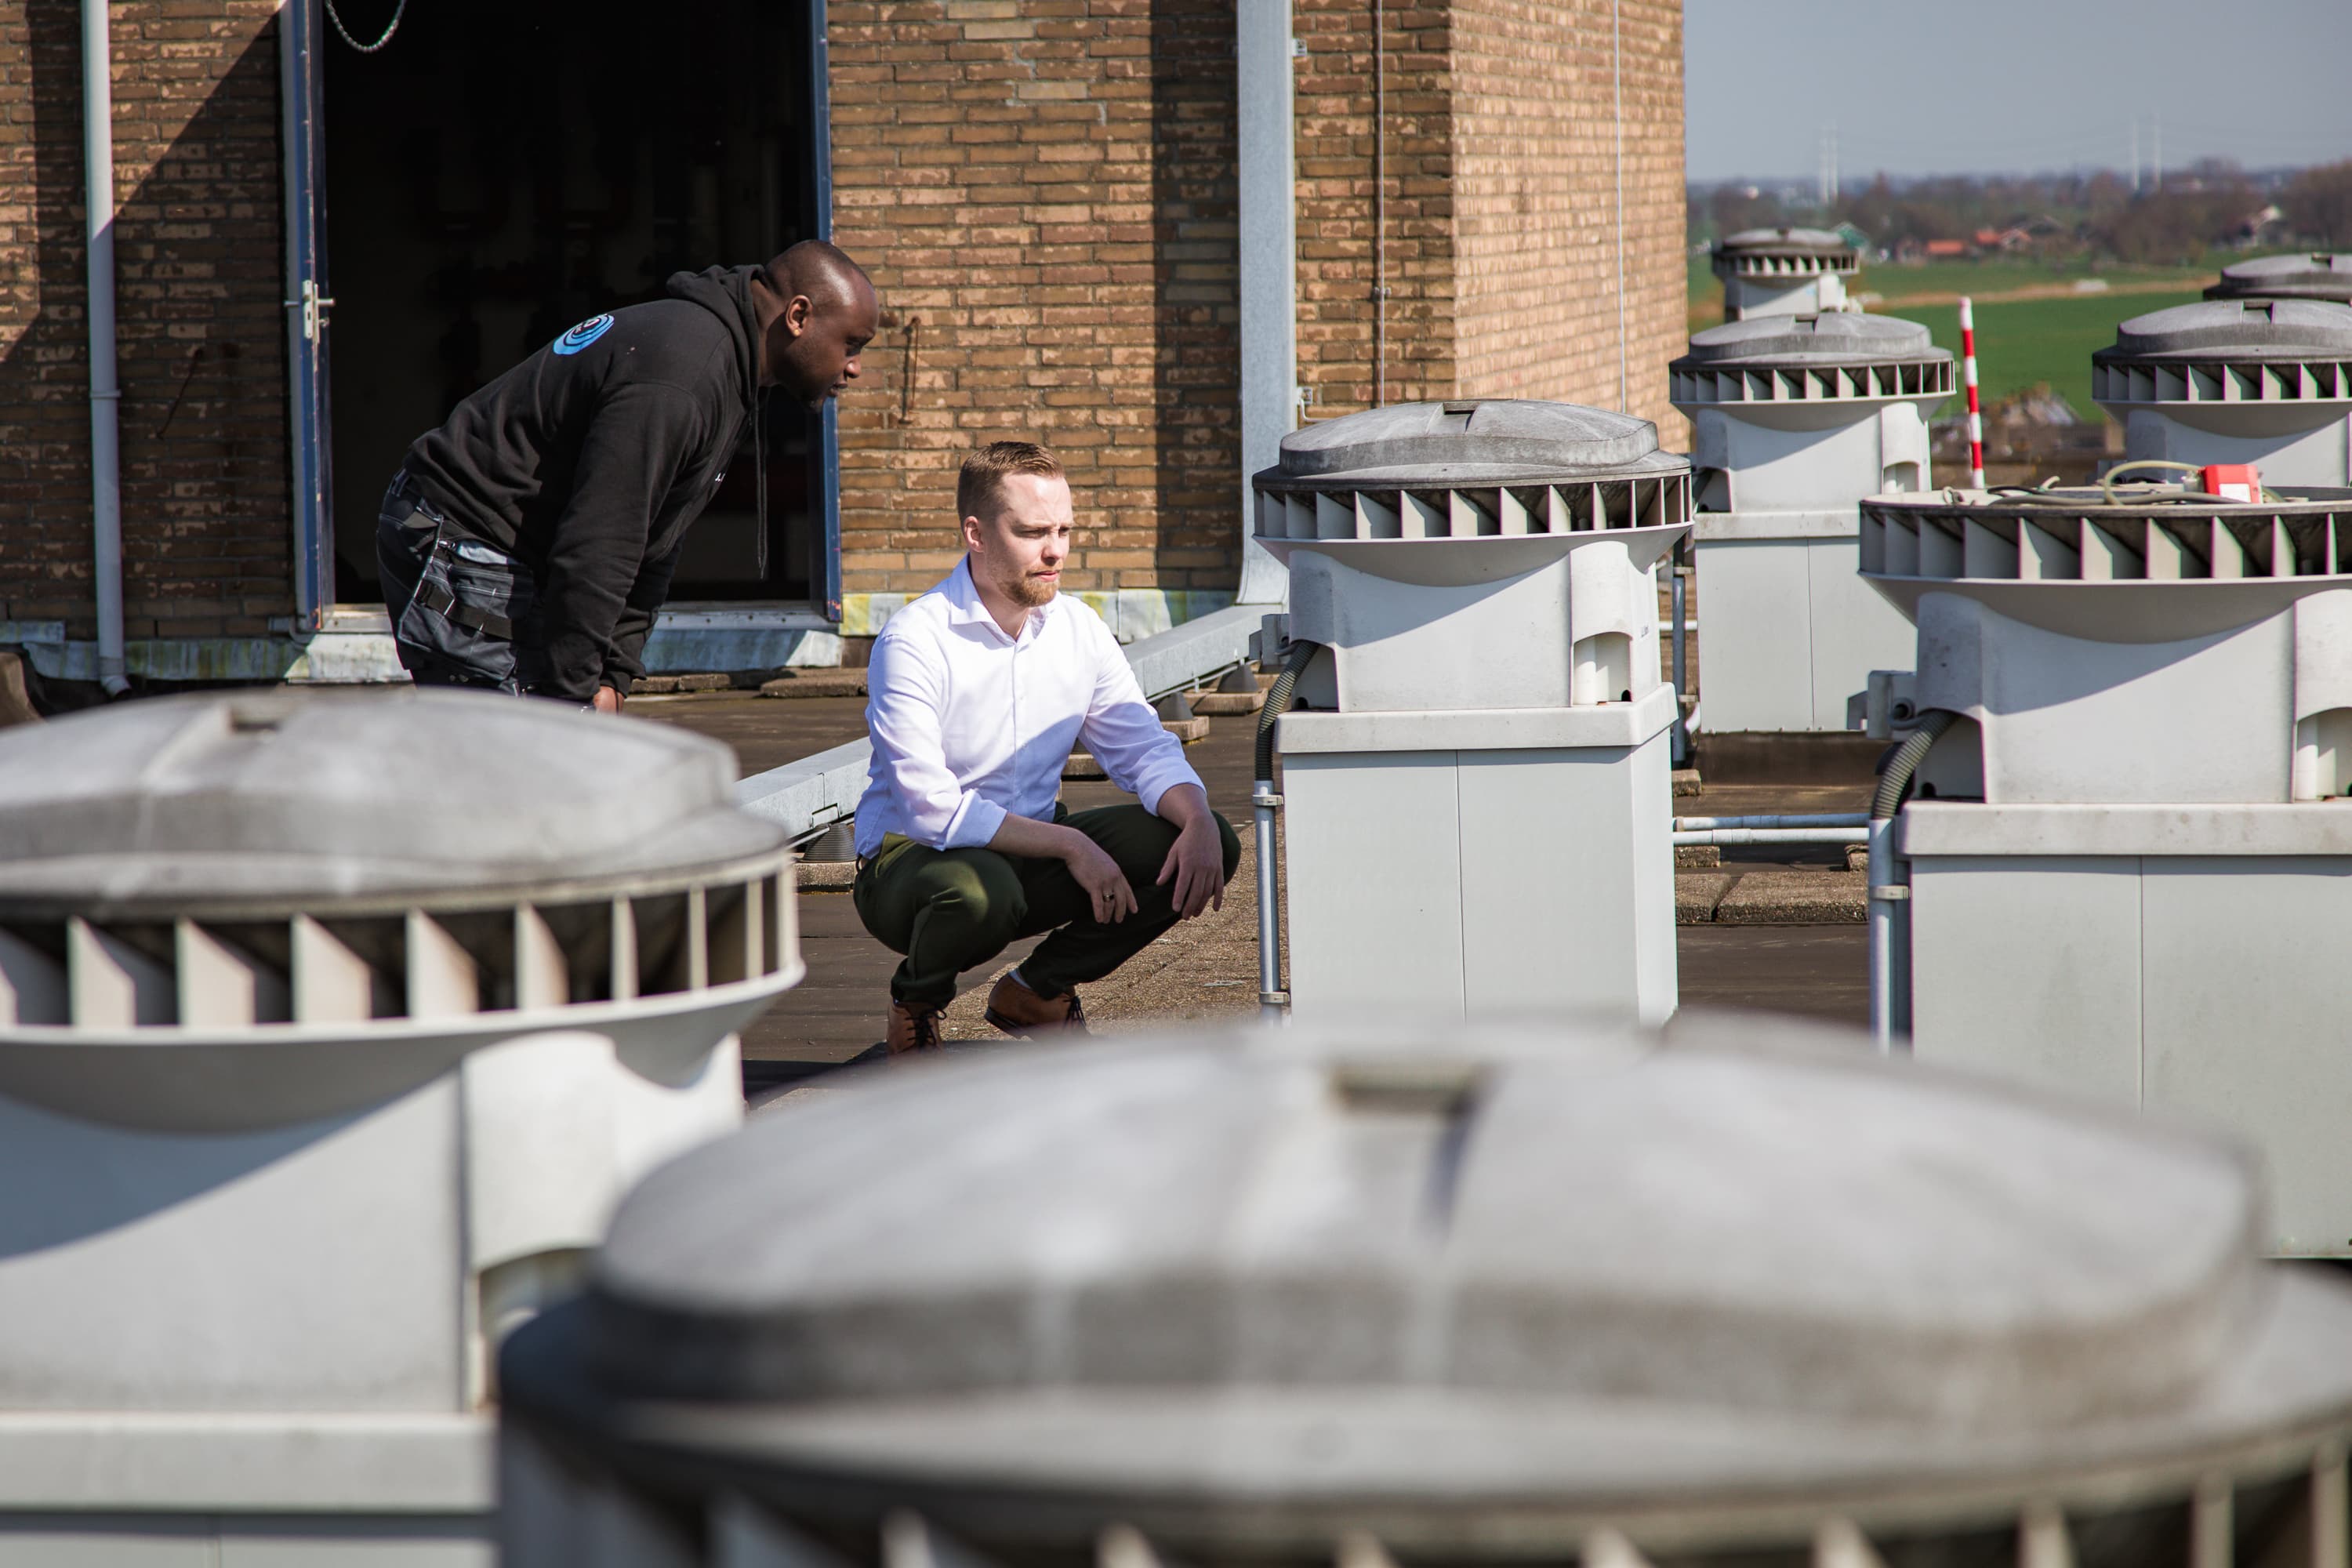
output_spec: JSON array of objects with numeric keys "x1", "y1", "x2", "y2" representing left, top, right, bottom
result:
[
  {"x1": 1671, "y1": 312, "x2": 1954, "y2": 733},
  {"x1": 1709, "y1": 227, "x2": 1862, "y2": 321},
  {"x1": 2205, "y1": 251, "x2": 2352, "y2": 306},
  {"x1": 1860, "y1": 484, "x2": 2352, "y2": 1256},
  {"x1": 0, "y1": 689, "x2": 804, "y2": 1561},
  {"x1": 2092, "y1": 298, "x2": 2352, "y2": 485},
  {"x1": 1250, "y1": 400, "x2": 1690, "y2": 1022},
  {"x1": 497, "y1": 1012, "x2": 2352, "y2": 1568}
]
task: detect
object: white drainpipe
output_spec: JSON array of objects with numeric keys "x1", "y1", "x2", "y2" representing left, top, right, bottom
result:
[
  {"x1": 82, "y1": 0, "x2": 130, "y2": 696},
  {"x1": 1235, "y1": 0, "x2": 1294, "y2": 608}
]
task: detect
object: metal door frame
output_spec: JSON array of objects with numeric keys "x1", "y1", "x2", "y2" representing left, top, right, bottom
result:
[
  {"x1": 280, "y1": 0, "x2": 332, "y2": 630},
  {"x1": 283, "y1": 0, "x2": 840, "y2": 624},
  {"x1": 808, "y1": 0, "x2": 841, "y2": 622}
]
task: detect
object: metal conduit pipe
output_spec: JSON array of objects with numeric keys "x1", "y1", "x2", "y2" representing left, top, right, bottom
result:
[
  {"x1": 1252, "y1": 640, "x2": 1319, "y2": 1022},
  {"x1": 1672, "y1": 827, "x2": 1865, "y2": 847},
  {"x1": 82, "y1": 0, "x2": 129, "y2": 696},
  {"x1": 1867, "y1": 710, "x2": 1957, "y2": 1052}
]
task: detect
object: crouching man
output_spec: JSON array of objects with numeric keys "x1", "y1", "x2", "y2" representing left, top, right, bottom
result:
[{"x1": 852, "y1": 441, "x2": 1241, "y2": 1052}]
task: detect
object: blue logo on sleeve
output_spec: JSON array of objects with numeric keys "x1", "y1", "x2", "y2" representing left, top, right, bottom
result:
[{"x1": 552, "y1": 314, "x2": 615, "y2": 356}]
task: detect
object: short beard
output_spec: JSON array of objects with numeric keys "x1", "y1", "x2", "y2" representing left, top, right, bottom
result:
[{"x1": 1005, "y1": 571, "x2": 1058, "y2": 608}]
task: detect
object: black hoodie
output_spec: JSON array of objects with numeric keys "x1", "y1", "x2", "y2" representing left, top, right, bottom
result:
[{"x1": 402, "y1": 265, "x2": 764, "y2": 701}]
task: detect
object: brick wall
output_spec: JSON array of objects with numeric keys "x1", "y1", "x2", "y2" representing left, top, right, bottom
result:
[
  {"x1": 828, "y1": 0, "x2": 1242, "y2": 600},
  {"x1": 0, "y1": 2, "x2": 1688, "y2": 642},
  {"x1": 1294, "y1": 0, "x2": 1686, "y2": 443},
  {"x1": 1451, "y1": 0, "x2": 1686, "y2": 445},
  {"x1": 1294, "y1": 0, "x2": 1457, "y2": 414},
  {"x1": 0, "y1": 1, "x2": 290, "y2": 643}
]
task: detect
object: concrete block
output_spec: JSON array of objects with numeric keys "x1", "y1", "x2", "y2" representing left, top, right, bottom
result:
[
  {"x1": 1714, "y1": 868, "x2": 1867, "y2": 924},
  {"x1": 0, "y1": 652, "x2": 35, "y2": 729},
  {"x1": 1675, "y1": 872, "x2": 1733, "y2": 924},
  {"x1": 758, "y1": 671, "x2": 867, "y2": 699}
]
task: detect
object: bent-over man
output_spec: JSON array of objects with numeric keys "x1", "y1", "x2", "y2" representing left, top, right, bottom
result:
[
  {"x1": 854, "y1": 441, "x2": 1242, "y2": 1052},
  {"x1": 378, "y1": 240, "x2": 877, "y2": 708}
]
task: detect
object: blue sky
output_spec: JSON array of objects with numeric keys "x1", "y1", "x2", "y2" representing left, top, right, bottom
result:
[{"x1": 1685, "y1": 1, "x2": 2352, "y2": 183}]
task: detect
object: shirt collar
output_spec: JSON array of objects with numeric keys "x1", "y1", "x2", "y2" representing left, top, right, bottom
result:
[{"x1": 942, "y1": 557, "x2": 1048, "y2": 644}]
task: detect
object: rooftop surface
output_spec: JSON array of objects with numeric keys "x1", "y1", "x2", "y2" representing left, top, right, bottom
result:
[{"x1": 633, "y1": 692, "x2": 1870, "y2": 1076}]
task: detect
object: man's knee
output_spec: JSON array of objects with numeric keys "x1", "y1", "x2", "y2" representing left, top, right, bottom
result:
[
  {"x1": 1211, "y1": 810, "x2": 1241, "y2": 881},
  {"x1": 911, "y1": 851, "x2": 1027, "y2": 937}
]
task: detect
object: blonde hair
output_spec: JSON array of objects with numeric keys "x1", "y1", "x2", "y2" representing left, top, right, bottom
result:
[{"x1": 957, "y1": 441, "x2": 1065, "y2": 522}]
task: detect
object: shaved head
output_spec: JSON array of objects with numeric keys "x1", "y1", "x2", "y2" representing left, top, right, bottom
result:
[
  {"x1": 753, "y1": 240, "x2": 879, "y2": 406},
  {"x1": 764, "y1": 240, "x2": 873, "y2": 314}
]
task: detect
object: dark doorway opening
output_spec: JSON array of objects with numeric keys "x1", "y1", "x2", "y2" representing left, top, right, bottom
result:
[{"x1": 320, "y1": 0, "x2": 829, "y2": 608}]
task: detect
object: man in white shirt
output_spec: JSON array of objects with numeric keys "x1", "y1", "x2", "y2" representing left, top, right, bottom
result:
[{"x1": 852, "y1": 441, "x2": 1240, "y2": 1053}]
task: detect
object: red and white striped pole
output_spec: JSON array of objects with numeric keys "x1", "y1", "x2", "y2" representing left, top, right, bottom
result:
[{"x1": 1958, "y1": 295, "x2": 1986, "y2": 489}]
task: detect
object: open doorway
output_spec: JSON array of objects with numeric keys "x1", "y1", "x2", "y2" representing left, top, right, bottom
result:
[{"x1": 319, "y1": 0, "x2": 831, "y2": 612}]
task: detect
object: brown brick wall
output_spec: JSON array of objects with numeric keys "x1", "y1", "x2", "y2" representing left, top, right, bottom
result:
[
  {"x1": 828, "y1": 0, "x2": 1241, "y2": 598},
  {"x1": 0, "y1": 1, "x2": 290, "y2": 642},
  {"x1": 0, "y1": 2, "x2": 1688, "y2": 637},
  {"x1": 1451, "y1": 0, "x2": 1686, "y2": 445},
  {"x1": 1294, "y1": 0, "x2": 1457, "y2": 415},
  {"x1": 1293, "y1": 0, "x2": 1686, "y2": 446}
]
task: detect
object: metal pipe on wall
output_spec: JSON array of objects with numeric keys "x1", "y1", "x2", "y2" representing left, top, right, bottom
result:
[
  {"x1": 1236, "y1": 0, "x2": 1297, "y2": 607},
  {"x1": 1611, "y1": 0, "x2": 1627, "y2": 413},
  {"x1": 82, "y1": 0, "x2": 129, "y2": 696}
]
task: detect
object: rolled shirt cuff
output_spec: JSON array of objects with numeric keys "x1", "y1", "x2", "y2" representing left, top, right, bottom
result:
[
  {"x1": 940, "y1": 792, "x2": 1009, "y2": 850},
  {"x1": 1133, "y1": 762, "x2": 1205, "y2": 820}
]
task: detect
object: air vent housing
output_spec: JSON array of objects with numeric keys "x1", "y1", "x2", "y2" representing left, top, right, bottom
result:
[
  {"x1": 1709, "y1": 226, "x2": 1863, "y2": 321},
  {"x1": 1861, "y1": 485, "x2": 2352, "y2": 1254},
  {"x1": 0, "y1": 689, "x2": 804, "y2": 1559},
  {"x1": 499, "y1": 1012, "x2": 2352, "y2": 1567},
  {"x1": 2091, "y1": 299, "x2": 2352, "y2": 485}
]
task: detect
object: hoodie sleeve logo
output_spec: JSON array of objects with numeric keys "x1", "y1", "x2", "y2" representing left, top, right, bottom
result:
[{"x1": 552, "y1": 314, "x2": 615, "y2": 356}]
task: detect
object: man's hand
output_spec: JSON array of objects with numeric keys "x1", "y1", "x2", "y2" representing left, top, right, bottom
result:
[
  {"x1": 1156, "y1": 815, "x2": 1226, "y2": 919},
  {"x1": 1150, "y1": 783, "x2": 1225, "y2": 919},
  {"x1": 1064, "y1": 830, "x2": 1139, "y2": 925},
  {"x1": 592, "y1": 685, "x2": 624, "y2": 714}
]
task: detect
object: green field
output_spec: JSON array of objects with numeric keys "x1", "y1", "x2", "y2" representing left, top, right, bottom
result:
[
  {"x1": 1686, "y1": 252, "x2": 2222, "y2": 419},
  {"x1": 1877, "y1": 290, "x2": 2203, "y2": 420},
  {"x1": 1686, "y1": 253, "x2": 2215, "y2": 320}
]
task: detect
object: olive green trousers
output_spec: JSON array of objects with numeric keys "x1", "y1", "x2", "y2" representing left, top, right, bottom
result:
[{"x1": 853, "y1": 804, "x2": 1241, "y2": 1009}]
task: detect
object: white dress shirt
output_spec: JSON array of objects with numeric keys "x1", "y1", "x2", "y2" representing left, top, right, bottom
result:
[{"x1": 855, "y1": 560, "x2": 1205, "y2": 856}]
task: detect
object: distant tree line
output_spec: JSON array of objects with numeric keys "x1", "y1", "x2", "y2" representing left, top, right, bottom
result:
[{"x1": 1692, "y1": 159, "x2": 2352, "y2": 264}]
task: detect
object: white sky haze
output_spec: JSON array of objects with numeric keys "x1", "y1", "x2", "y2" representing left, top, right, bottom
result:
[{"x1": 1684, "y1": 1, "x2": 2352, "y2": 183}]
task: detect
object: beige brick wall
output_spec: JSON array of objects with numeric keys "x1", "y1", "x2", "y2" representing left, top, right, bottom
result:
[
  {"x1": 1294, "y1": 0, "x2": 1686, "y2": 442},
  {"x1": 1451, "y1": 0, "x2": 1688, "y2": 447},
  {"x1": 828, "y1": 0, "x2": 1241, "y2": 599},
  {"x1": 0, "y1": 1, "x2": 290, "y2": 640},
  {"x1": 1294, "y1": 0, "x2": 1457, "y2": 416},
  {"x1": 828, "y1": 1, "x2": 1686, "y2": 604}
]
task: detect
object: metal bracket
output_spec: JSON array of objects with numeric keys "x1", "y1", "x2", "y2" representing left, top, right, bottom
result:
[
  {"x1": 1868, "y1": 884, "x2": 1911, "y2": 902},
  {"x1": 1259, "y1": 990, "x2": 1290, "y2": 1007},
  {"x1": 1253, "y1": 792, "x2": 1283, "y2": 808}
]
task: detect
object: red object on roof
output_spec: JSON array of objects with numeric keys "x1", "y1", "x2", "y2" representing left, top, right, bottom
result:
[{"x1": 2201, "y1": 464, "x2": 2261, "y2": 503}]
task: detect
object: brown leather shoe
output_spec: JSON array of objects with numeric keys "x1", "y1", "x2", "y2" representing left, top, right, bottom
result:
[
  {"x1": 884, "y1": 1000, "x2": 946, "y2": 1055},
  {"x1": 983, "y1": 971, "x2": 1088, "y2": 1037}
]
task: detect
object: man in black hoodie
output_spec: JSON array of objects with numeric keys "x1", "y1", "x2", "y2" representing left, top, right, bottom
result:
[{"x1": 377, "y1": 241, "x2": 877, "y2": 709}]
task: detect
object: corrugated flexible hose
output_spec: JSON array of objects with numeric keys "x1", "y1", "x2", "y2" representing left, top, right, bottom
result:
[
  {"x1": 1254, "y1": 641, "x2": 1316, "y2": 786},
  {"x1": 1868, "y1": 708, "x2": 1955, "y2": 1049},
  {"x1": 1872, "y1": 710, "x2": 1957, "y2": 819}
]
